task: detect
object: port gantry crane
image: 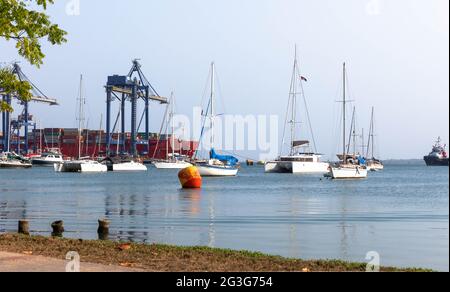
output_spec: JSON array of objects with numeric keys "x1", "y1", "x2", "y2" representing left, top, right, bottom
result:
[
  {"x1": 105, "y1": 59, "x2": 168, "y2": 157},
  {"x1": 1, "y1": 63, "x2": 58, "y2": 154}
]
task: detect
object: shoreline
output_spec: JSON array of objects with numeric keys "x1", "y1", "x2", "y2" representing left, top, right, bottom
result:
[{"x1": 0, "y1": 234, "x2": 430, "y2": 272}]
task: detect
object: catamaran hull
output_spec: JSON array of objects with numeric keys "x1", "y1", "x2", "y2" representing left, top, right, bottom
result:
[
  {"x1": 54, "y1": 161, "x2": 107, "y2": 173},
  {"x1": 32, "y1": 159, "x2": 63, "y2": 166},
  {"x1": 330, "y1": 166, "x2": 368, "y2": 179},
  {"x1": 265, "y1": 161, "x2": 330, "y2": 174},
  {"x1": 153, "y1": 161, "x2": 193, "y2": 169},
  {"x1": 197, "y1": 165, "x2": 238, "y2": 177}
]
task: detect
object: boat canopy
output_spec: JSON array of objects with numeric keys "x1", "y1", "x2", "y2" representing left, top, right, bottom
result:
[
  {"x1": 210, "y1": 148, "x2": 238, "y2": 166},
  {"x1": 292, "y1": 140, "x2": 309, "y2": 148}
]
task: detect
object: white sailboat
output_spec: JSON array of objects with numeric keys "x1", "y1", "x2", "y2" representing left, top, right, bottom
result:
[
  {"x1": 330, "y1": 63, "x2": 368, "y2": 179},
  {"x1": 265, "y1": 47, "x2": 329, "y2": 174},
  {"x1": 55, "y1": 75, "x2": 107, "y2": 173},
  {"x1": 103, "y1": 112, "x2": 147, "y2": 172},
  {"x1": 195, "y1": 62, "x2": 239, "y2": 177},
  {"x1": 365, "y1": 107, "x2": 384, "y2": 171},
  {"x1": 153, "y1": 93, "x2": 192, "y2": 169}
]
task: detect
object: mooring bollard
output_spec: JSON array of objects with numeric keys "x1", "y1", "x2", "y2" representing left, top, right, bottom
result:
[
  {"x1": 18, "y1": 220, "x2": 30, "y2": 235},
  {"x1": 97, "y1": 219, "x2": 110, "y2": 240},
  {"x1": 51, "y1": 220, "x2": 65, "y2": 237}
]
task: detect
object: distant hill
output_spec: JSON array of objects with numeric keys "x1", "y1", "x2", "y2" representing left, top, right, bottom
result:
[{"x1": 383, "y1": 159, "x2": 425, "y2": 166}]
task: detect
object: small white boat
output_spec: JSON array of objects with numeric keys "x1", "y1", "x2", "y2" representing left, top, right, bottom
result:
[
  {"x1": 103, "y1": 156, "x2": 147, "y2": 172},
  {"x1": 110, "y1": 161, "x2": 147, "y2": 172},
  {"x1": 54, "y1": 160, "x2": 107, "y2": 173},
  {"x1": 366, "y1": 160, "x2": 384, "y2": 172},
  {"x1": 265, "y1": 48, "x2": 329, "y2": 175},
  {"x1": 31, "y1": 150, "x2": 64, "y2": 166}
]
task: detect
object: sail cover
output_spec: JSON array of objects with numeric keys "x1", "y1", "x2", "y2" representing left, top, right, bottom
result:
[{"x1": 210, "y1": 148, "x2": 239, "y2": 166}]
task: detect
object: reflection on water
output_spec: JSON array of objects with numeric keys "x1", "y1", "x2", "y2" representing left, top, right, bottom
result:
[{"x1": 0, "y1": 163, "x2": 448, "y2": 271}]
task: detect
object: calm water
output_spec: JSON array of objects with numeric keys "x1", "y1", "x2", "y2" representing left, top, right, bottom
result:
[{"x1": 0, "y1": 162, "x2": 448, "y2": 271}]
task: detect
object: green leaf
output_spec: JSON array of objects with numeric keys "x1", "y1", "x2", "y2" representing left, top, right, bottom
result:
[{"x1": 1, "y1": 0, "x2": 67, "y2": 112}]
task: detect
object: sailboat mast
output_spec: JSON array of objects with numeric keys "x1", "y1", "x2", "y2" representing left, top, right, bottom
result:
[
  {"x1": 171, "y1": 93, "x2": 175, "y2": 159},
  {"x1": 98, "y1": 114, "x2": 103, "y2": 158},
  {"x1": 342, "y1": 63, "x2": 347, "y2": 160},
  {"x1": 210, "y1": 62, "x2": 215, "y2": 151},
  {"x1": 371, "y1": 107, "x2": 375, "y2": 159},
  {"x1": 353, "y1": 107, "x2": 357, "y2": 155},
  {"x1": 361, "y1": 128, "x2": 365, "y2": 156},
  {"x1": 77, "y1": 74, "x2": 84, "y2": 160},
  {"x1": 367, "y1": 106, "x2": 374, "y2": 158},
  {"x1": 165, "y1": 101, "x2": 170, "y2": 160},
  {"x1": 290, "y1": 47, "x2": 298, "y2": 156}
]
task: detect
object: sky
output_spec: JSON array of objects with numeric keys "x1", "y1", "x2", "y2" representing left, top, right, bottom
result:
[{"x1": 1, "y1": 0, "x2": 449, "y2": 159}]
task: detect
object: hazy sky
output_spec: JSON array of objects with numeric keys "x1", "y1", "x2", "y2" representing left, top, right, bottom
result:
[{"x1": 1, "y1": 0, "x2": 449, "y2": 159}]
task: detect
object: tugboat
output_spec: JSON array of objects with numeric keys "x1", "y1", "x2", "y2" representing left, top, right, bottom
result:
[{"x1": 424, "y1": 137, "x2": 449, "y2": 166}]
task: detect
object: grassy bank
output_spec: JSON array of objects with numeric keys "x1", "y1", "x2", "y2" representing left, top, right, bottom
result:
[{"x1": 0, "y1": 234, "x2": 429, "y2": 272}]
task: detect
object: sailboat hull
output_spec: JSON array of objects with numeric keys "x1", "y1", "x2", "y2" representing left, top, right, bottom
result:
[
  {"x1": 54, "y1": 160, "x2": 107, "y2": 173},
  {"x1": 112, "y1": 162, "x2": 147, "y2": 172},
  {"x1": 197, "y1": 164, "x2": 238, "y2": 177},
  {"x1": 330, "y1": 166, "x2": 368, "y2": 179},
  {"x1": 153, "y1": 161, "x2": 193, "y2": 169},
  {"x1": 0, "y1": 161, "x2": 32, "y2": 169}
]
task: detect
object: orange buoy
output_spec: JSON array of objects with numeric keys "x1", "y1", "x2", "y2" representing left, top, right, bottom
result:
[{"x1": 178, "y1": 166, "x2": 202, "y2": 189}]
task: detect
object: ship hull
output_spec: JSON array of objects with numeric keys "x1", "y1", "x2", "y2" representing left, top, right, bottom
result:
[{"x1": 424, "y1": 156, "x2": 449, "y2": 166}]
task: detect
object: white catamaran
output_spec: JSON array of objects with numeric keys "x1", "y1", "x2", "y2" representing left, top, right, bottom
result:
[
  {"x1": 195, "y1": 62, "x2": 239, "y2": 177},
  {"x1": 265, "y1": 48, "x2": 329, "y2": 174},
  {"x1": 153, "y1": 93, "x2": 192, "y2": 169},
  {"x1": 330, "y1": 63, "x2": 368, "y2": 179},
  {"x1": 54, "y1": 75, "x2": 107, "y2": 173}
]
